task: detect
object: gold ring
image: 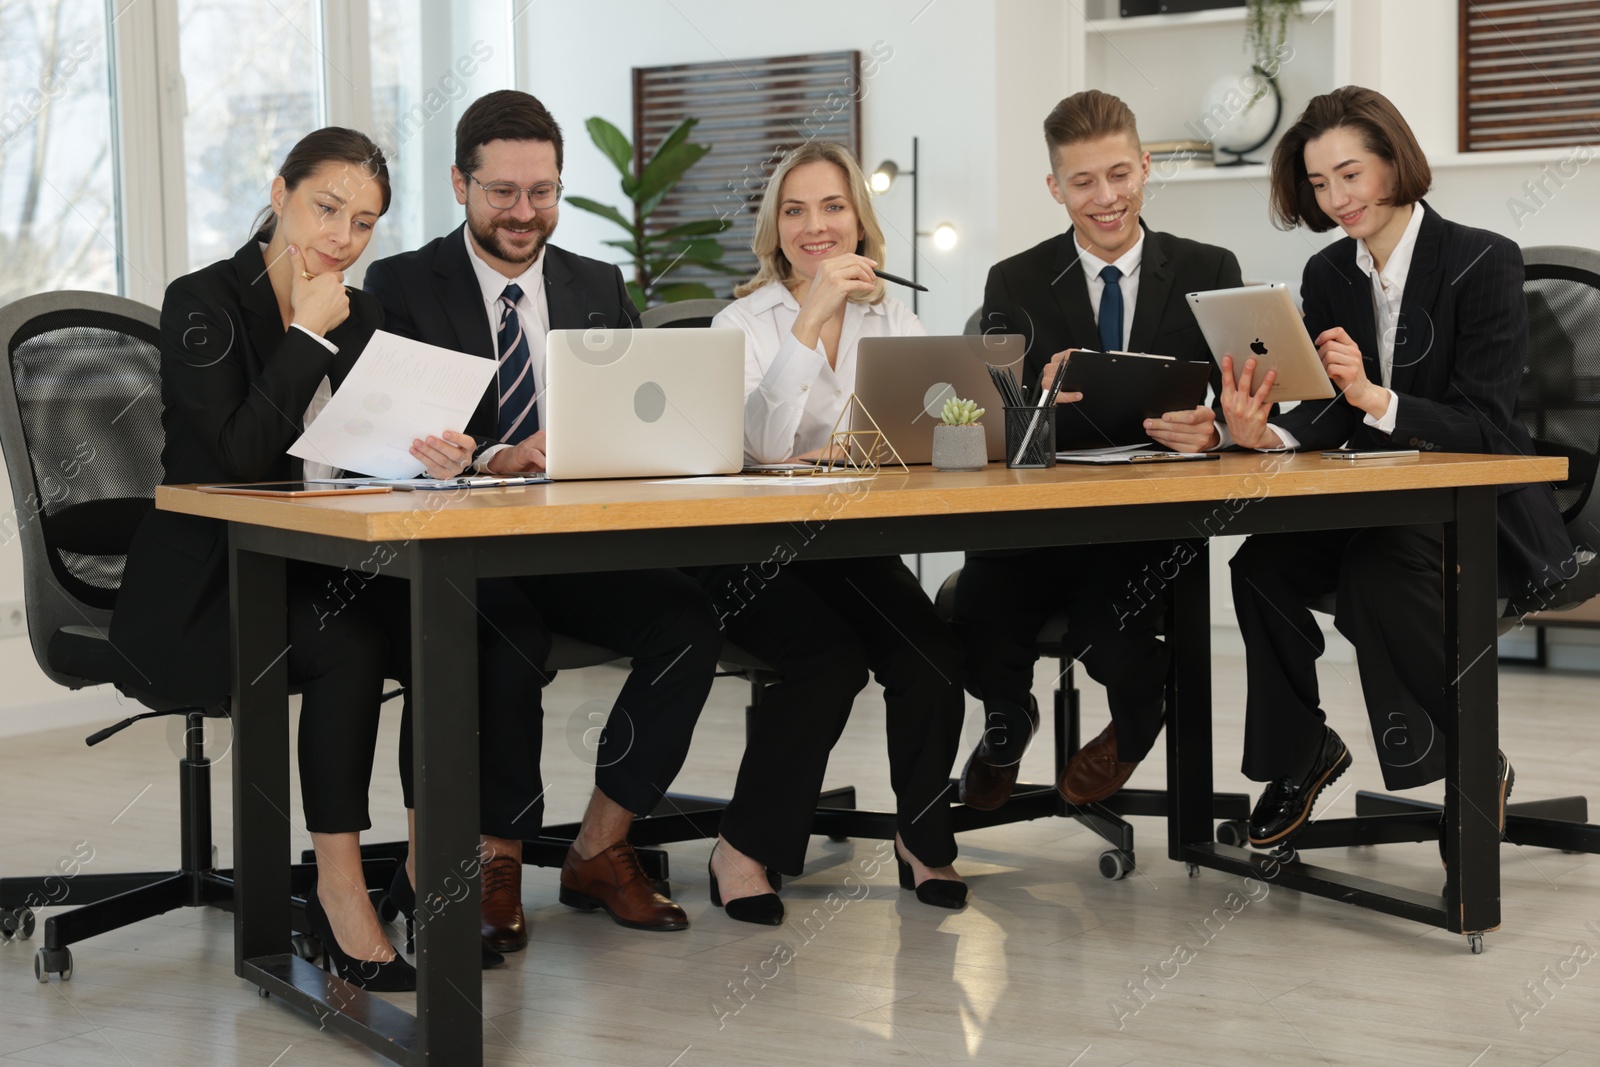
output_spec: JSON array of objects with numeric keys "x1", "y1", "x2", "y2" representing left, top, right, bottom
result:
[{"x1": 301, "y1": 271, "x2": 314, "y2": 281}]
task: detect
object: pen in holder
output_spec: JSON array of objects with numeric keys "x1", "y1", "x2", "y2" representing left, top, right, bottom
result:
[{"x1": 1003, "y1": 406, "x2": 1056, "y2": 469}]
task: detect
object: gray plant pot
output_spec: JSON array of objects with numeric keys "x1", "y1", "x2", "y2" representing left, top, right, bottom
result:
[{"x1": 931, "y1": 424, "x2": 988, "y2": 472}]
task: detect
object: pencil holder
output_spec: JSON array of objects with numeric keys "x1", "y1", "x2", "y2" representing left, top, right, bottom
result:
[{"x1": 1003, "y1": 406, "x2": 1056, "y2": 469}]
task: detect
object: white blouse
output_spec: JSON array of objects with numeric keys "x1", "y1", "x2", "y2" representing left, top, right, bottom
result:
[{"x1": 714, "y1": 281, "x2": 926, "y2": 464}]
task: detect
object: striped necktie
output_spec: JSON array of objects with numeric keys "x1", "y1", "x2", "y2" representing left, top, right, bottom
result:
[{"x1": 496, "y1": 282, "x2": 538, "y2": 443}]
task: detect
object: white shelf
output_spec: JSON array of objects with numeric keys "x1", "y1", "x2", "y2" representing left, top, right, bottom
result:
[
  {"x1": 1086, "y1": 8, "x2": 1248, "y2": 35},
  {"x1": 1148, "y1": 162, "x2": 1271, "y2": 183}
]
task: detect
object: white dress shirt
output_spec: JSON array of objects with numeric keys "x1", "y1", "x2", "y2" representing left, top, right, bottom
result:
[
  {"x1": 1077, "y1": 228, "x2": 1144, "y2": 352},
  {"x1": 1271, "y1": 203, "x2": 1425, "y2": 449},
  {"x1": 464, "y1": 226, "x2": 549, "y2": 470},
  {"x1": 717, "y1": 281, "x2": 926, "y2": 464}
]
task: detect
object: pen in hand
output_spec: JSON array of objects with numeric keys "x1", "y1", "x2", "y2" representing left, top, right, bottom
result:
[{"x1": 872, "y1": 268, "x2": 928, "y2": 293}]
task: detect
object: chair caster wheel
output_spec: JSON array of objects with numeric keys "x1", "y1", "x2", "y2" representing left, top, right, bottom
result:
[
  {"x1": 1186, "y1": 862, "x2": 1200, "y2": 878},
  {"x1": 34, "y1": 946, "x2": 71, "y2": 982},
  {"x1": 1468, "y1": 933, "x2": 1486, "y2": 955},
  {"x1": 0, "y1": 907, "x2": 35, "y2": 941},
  {"x1": 291, "y1": 934, "x2": 322, "y2": 962},
  {"x1": 1216, "y1": 820, "x2": 1249, "y2": 848},
  {"x1": 258, "y1": 987, "x2": 271, "y2": 999},
  {"x1": 1099, "y1": 850, "x2": 1135, "y2": 880}
]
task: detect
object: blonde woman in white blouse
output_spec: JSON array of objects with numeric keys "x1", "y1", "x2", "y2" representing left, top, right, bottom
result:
[{"x1": 697, "y1": 142, "x2": 966, "y2": 925}]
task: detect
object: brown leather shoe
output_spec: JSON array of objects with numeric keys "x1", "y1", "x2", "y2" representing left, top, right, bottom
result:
[
  {"x1": 559, "y1": 843, "x2": 688, "y2": 932},
  {"x1": 480, "y1": 854, "x2": 527, "y2": 952},
  {"x1": 1059, "y1": 722, "x2": 1141, "y2": 805},
  {"x1": 958, "y1": 745, "x2": 1020, "y2": 811}
]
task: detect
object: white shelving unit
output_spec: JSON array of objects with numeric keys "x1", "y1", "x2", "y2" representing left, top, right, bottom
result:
[{"x1": 1068, "y1": 1, "x2": 1352, "y2": 183}]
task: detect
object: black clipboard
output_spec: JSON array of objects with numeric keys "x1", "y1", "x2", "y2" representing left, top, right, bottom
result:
[{"x1": 1052, "y1": 350, "x2": 1213, "y2": 451}]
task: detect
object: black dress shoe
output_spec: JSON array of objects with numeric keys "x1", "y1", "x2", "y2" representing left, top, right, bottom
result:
[
  {"x1": 304, "y1": 888, "x2": 417, "y2": 992},
  {"x1": 708, "y1": 861, "x2": 784, "y2": 926},
  {"x1": 388, "y1": 863, "x2": 505, "y2": 968},
  {"x1": 895, "y1": 848, "x2": 968, "y2": 910},
  {"x1": 1248, "y1": 728, "x2": 1352, "y2": 847},
  {"x1": 1438, "y1": 751, "x2": 1514, "y2": 867}
]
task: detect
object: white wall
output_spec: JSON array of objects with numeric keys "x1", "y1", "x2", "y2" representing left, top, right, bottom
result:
[{"x1": 513, "y1": 0, "x2": 999, "y2": 339}]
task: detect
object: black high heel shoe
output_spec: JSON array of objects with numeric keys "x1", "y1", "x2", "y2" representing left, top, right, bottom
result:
[
  {"x1": 388, "y1": 864, "x2": 505, "y2": 969},
  {"x1": 303, "y1": 888, "x2": 417, "y2": 992},
  {"x1": 707, "y1": 860, "x2": 784, "y2": 926},
  {"x1": 895, "y1": 848, "x2": 968, "y2": 911}
]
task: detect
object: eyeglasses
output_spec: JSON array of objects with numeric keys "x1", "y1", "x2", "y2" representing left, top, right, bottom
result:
[{"x1": 467, "y1": 173, "x2": 563, "y2": 211}]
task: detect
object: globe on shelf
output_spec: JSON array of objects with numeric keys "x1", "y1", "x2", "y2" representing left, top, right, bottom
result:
[{"x1": 1198, "y1": 66, "x2": 1284, "y2": 166}]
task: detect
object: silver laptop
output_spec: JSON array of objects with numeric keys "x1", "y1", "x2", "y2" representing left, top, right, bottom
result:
[
  {"x1": 543, "y1": 327, "x2": 744, "y2": 480},
  {"x1": 854, "y1": 335, "x2": 1026, "y2": 464},
  {"x1": 1186, "y1": 284, "x2": 1336, "y2": 402}
]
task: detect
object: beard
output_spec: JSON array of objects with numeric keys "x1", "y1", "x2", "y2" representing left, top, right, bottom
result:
[{"x1": 467, "y1": 209, "x2": 554, "y2": 266}]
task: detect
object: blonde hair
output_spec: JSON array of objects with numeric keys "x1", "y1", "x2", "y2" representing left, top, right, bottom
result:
[{"x1": 734, "y1": 141, "x2": 888, "y2": 305}]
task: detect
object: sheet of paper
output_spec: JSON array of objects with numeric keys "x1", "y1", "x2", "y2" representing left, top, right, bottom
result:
[
  {"x1": 1056, "y1": 444, "x2": 1151, "y2": 458},
  {"x1": 289, "y1": 330, "x2": 497, "y2": 479}
]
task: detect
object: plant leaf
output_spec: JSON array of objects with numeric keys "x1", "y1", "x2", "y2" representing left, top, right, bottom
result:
[
  {"x1": 626, "y1": 281, "x2": 647, "y2": 311},
  {"x1": 637, "y1": 142, "x2": 712, "y2": 214},
  {"x1": 653, "y1": 282, "x2": 717, "y2": 303},
  {"x1": 586, "y1": 117, "x2": 634, "y2": 179},
  {"x1": 653, "y1": 218, "x2": 730, "y2": 240},
  {"x1": 566, "y1": 196, "x2": 634, "y2": 233},
  {"x1": 649, "y1": 118, "x2": 699, "y2": 164},
  {"x1": 601, "y1": 238, "x2": 642, "y2": 258}
]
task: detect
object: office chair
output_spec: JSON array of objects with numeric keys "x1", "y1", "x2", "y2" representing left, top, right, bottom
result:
[
  {"x1": 1248, "y1": 244, "x2": 1600, "y2": 866},
  {"x1": 932, "y1": 571, "x2": 1251, "y2": 878},
  {"x1": 639, "y1": 298, "x2": 730, "y2": 329},
  {"x1": 0, "y1": 292, "x2": 400, "y2": 981}
]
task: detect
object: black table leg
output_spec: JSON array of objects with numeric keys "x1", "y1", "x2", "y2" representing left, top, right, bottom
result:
[
  {"x1": 1444, "y1": 485, "x2": 1501, "y2": 937},
  {"x1": 1168, "y1": 540, "x2": 1215, "y2": 861},
  {"x1": 409, "y1": 541, "x2": 483, "y2": 1063},
  {"x1": 230, "y1": 544, "x2": 290, "y2": 975}
]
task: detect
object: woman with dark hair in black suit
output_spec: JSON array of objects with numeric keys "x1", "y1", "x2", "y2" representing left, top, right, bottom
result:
[
  {"x1": 1218, "y1": 86, "x2": 1574, "y2": 851},
  {"x1": 112, "y1": 128, "x2": 482, "y2": 990}
]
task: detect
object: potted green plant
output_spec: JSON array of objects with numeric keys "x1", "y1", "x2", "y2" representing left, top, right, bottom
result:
[
  {"x1": 1245, "y1": 0, "x2": 1300, "y2": 96},
  {"x1": 566, "y1": 116, "x2": 743, "y2": 308},
  {"x1": 931, "y1": 397, "x2": 987, "y2": 472}
]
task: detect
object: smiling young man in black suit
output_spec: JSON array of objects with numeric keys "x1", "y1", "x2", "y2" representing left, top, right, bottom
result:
[
  {"x1": 364, "y1": 90, "x2": 721, "y2": 943},
  {"x1": 953, "y1": 90, "x2": 1242, "y2": 812}
]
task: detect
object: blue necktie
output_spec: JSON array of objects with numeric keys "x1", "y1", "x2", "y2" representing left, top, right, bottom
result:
[
  {"x1": 1098, "y1": 265, "x2": 1123, "y2": 354},
  {"x1": 496, "y1": 283, "x2": 539, "y2": 444}
]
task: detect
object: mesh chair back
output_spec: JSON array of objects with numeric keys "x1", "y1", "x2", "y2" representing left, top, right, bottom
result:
[
  {"x1": 639, "y1": 298, "x2": 731, "y2": 329},
  {"x1": 0, "y1": 291, "x2": 166, "y2": 686},
  {"x1": 1520, "y1": 247, "x2": 1600, "y2": 551}
]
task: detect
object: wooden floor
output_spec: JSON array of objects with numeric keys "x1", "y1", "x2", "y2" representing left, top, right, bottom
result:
[{"x1": 3, "y1": 654, "x2": 1599, "y2": 1067}]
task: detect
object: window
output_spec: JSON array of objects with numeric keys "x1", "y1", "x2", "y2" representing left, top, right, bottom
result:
[
  {"x1": 0, "y1": 0, "x2": 120, "y2": 305},
  {"x1": 177, "y1": 0, "x2": 327, "y2": 271}
]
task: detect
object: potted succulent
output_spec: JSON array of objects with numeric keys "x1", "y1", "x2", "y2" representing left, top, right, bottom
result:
[{"x1": 931, "y1": 397, "x2": 987, "y2": 472}]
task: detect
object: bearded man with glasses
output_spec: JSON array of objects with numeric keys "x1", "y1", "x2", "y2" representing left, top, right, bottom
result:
[{"x1": 365, "y1": 89, "x2": 721, "y2": 952}]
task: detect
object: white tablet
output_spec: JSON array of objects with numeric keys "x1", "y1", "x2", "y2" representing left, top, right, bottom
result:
[{"x1": 1186, "y1": 284, "x2": 1336, "y2": 402}]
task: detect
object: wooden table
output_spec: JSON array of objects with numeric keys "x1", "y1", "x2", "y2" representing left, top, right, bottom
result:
[{"x1": 160, "y1": 451, "x2": 1564, "y2": 1066}]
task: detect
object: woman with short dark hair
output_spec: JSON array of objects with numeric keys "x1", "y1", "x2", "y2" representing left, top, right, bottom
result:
[{"x1": 1217, "y1": 86, "x2": 1573, "y2": 852}]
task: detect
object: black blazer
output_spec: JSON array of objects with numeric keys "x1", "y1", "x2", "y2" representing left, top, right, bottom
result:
[
  {"x1": 982, "y1": 222, "x2": 1244, "y2": 422},
  {"x1": 362, "y1": 224, "x2": 640, "y2": 445},
  {"x1": 1275, "y1": 203, "x2": 1572, "y2": 593},
  {"x1": 110, "y1": 240, "x2": 380, "y2": 704}
]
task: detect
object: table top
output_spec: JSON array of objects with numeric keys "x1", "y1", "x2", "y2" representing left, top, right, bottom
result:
[{"x1": 156, "y1": 452, "x2": 1567, "y2": 543}]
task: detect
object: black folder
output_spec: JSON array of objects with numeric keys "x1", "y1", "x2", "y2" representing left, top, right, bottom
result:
[{"x1": 1052, "y1": 350, "x2": 1213, "y2": 451}]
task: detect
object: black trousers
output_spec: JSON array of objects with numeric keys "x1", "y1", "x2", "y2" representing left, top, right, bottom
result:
[
  {"x1": 1230, "y1": 526, "x2": 1449, "y2": 791},
  {"x1": 700, "y1": 557, "x2": 964, "y2": 875},
  {"x1": 429, "y1": 569, "x2": 721, "y2": 840},
  {"x1": 954, "y1": 543, "x2": 1171, "y2": 765},
  {"x1": 288, "y1": 564, "x2": 411, "y2": 834}
]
